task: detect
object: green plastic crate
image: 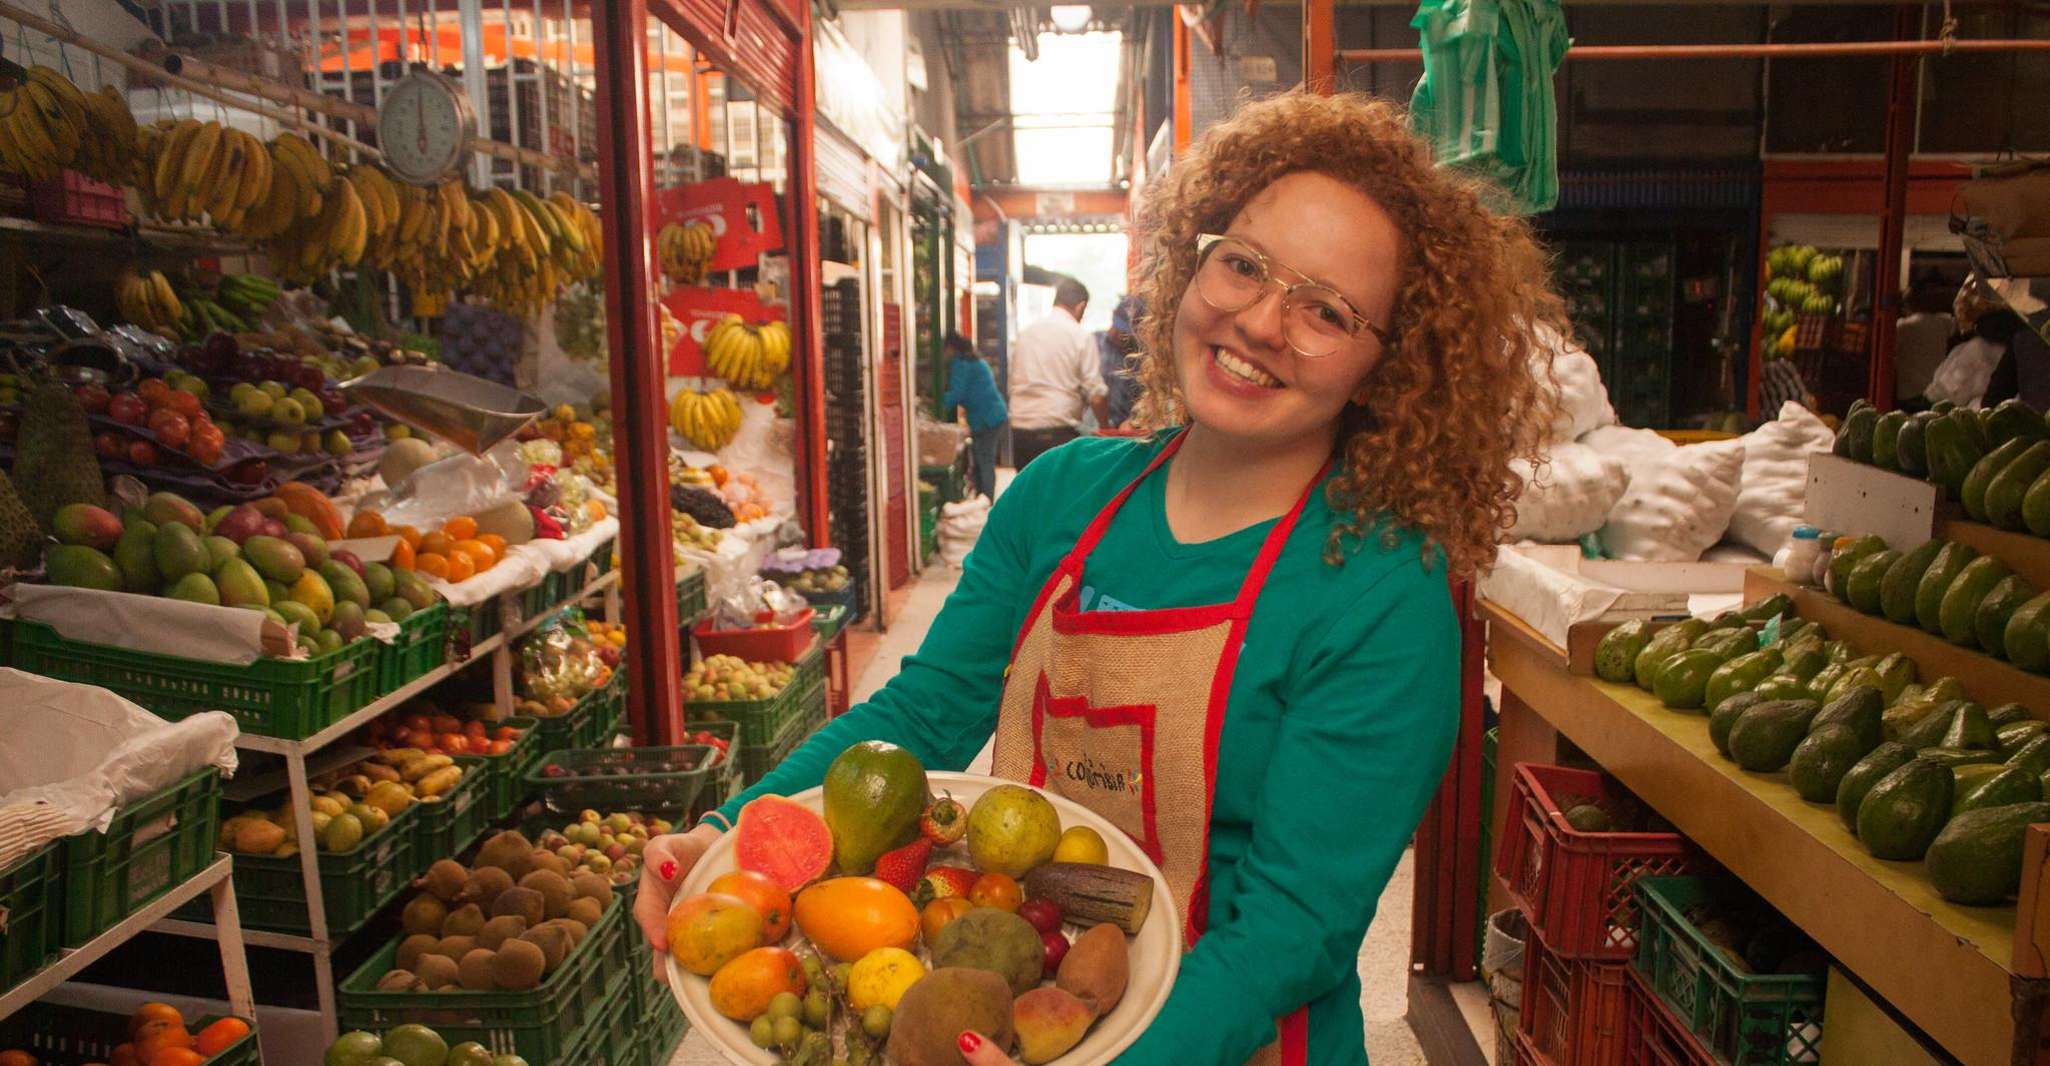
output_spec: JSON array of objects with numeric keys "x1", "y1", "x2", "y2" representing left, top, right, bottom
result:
[
  {"x1": 0, "y1": 842, "x2": 59, "y2": 996},
  {"x1": 183, "y1": 803, "x2": 418, "y2": 939},
  {"x1": 687, "y1": 646, "x2": 826, "y2": 749},
  {"x1": 576, "y1": 675, "x2": 627, "y2": 748},
  {"x1": 518, "y1": 571, "x2": 568, "y2": 625},
  {"x1": 61, "y1": 767, "x2": 220, "y2": 946},
  {"x1": 812, "y1": 603, "x2": 850, "y2": 641},
  {"x1": 452, "y1": 598, "x2": 504, "y2": 649},
  {"x1": 13, "y1": 622, "x2": 380, "y2": 740},
  {"x1": 339, "y1": 896, "x2": 631, "y2": 1063},
  {"x1": 739, "y1": 676, "x2": 828, "y2": 785},
  {"x1": 527, "y1": 744, "x2": 724, "y2": 817},
  {"x1": 629, "y1": 929, "x2": 691, "y2": 1065},
  {"x1": 677, "y1": 567, "x2": 708, "y2": 623},
  {"x1": 479, "y1": 715, "x2": 544, "y2": 811},
  {"x1": 1632, "y1": 876, "x2": 1825, "y2": 1066},
  {"x1": 919, "y1": 461, "x2": 967, "y2": 503},
  {"x1": 414, "y1": 756, "x2": 493, "y2": 862},
  {"x1": 532, "y1": 676, "x2": 616, "y2": 754},
  {"x1": 561, "y1": 974, "x2": 638, "y2": 1066},
  {"x1": 378, "y1": 602, "x2": 450, "y2": 694},
  {"x1": 0, "y1": 1002, "x2": 259, "y2": 1066}
]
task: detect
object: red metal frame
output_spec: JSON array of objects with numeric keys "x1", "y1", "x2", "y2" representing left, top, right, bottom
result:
[
  {"x1": 1410, "y1": 576, "x2": 1488, "y2": 980},
  {"x1": 1868, "y1": 6, "x2": 1920, "y2": 412},
  {"x1": 594, "y1": 0, "x2": 686, "y2": 746}
]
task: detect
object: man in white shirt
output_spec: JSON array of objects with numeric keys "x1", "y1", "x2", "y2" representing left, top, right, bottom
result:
[{"x1": 1008, "y1": 278, "x2": 1108, "y2": 469}]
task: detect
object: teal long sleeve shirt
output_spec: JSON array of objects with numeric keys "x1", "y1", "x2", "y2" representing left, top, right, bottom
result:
[{"x1": 714, "y1": 433, "x2": 1459, "y2": 1065}]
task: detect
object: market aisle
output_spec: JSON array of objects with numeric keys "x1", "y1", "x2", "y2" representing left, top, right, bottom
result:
[{"x1": 668, "y1": 541, "x2": 1432, "y2": 1065}]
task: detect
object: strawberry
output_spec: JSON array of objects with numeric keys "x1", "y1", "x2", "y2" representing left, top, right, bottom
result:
[
  {"x1": 921, "y1": 795, "x2": 967, "y2": 846},
  {"x1": 872, "y1": 839, "x2": 934, "y2": 895},
  {"x1": 911, "y1": 864, "x2": 979, "y2": 908}
]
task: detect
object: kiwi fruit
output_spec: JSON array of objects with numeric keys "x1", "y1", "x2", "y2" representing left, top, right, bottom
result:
[
  {"x1": 401, "y1": 895, "x2": 449, "y2": 937},
  {"x1": 569, "y1": 872, "x2": 613, "y2": 907},
  {"x1": 434, "y1": 935, "x2": 478, "y2": 962},
  {"x1": 491, "y1": 886, "x2": 545, "y2": 927},
  {"x1": 421, "y1": 859, "x2": 469, "y2": 902},
  {"x1": 477, "y1": 914, "x2": 529, "y2": 951},
  {"x1": 376, "y1": 969, "x2": 421, "y2": 991},
  {"x1": 526, "y1": 850, "x2": 571, "y2": 877},
  {"x1": 520, "y1": 870, "x2": 574, "y2": 920},
  {"x1": 458, "y1": 948, "x2": 499, "y2": 991},
  {"x1": 563, "y1": 896, "x2": 604, "y2": 929},
  {"x1": 417, "y1": 953, "x2": 459, "y2": 991},
  {"x1": 459, "y1": 865, "x2": 515, "y2": 907},
  {"x1": 551, "y1": 917, "x2": 589, "y2": 947},
  {"x1": 492, "y1": 938, "x2": 547, "y2": 990},
  {"x1": 521, "y1": 924, "x2": 571, "y2": 973},
  {"x1": 474, "y1": 830, "x2": 537, "y2": 880},
  {"x1": 396, "y1": 933, "x2": 439, "y2": 972},
  {"x1": 441, "y1": 902, "x2": 486, "y2": 938}
]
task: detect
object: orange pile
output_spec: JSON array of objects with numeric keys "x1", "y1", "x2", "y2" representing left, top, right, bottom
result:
[
  {"x1": 0, "y1": 1003, "x2": 254, "y2": 1066},
  {"x1": 349, "y1": 513, "x2": 507, "y2": 584}
]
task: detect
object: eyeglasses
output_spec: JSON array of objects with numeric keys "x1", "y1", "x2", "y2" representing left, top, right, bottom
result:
[{"x1": 1193, "y1": 234, "x2": 1394, "y2": 357}]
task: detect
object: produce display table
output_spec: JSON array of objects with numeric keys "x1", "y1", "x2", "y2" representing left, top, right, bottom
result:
[
  {"x1": 1484, "y1": 597, "x2": 2050, "y2": 1066},
  {"x1": 0, "y1": 853, "x2": 254, "y2": 1023}
]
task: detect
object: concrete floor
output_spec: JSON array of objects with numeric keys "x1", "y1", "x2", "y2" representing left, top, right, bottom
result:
[{"x1": 667, "y1": 467, "x2": 1477, "y2": 1064}]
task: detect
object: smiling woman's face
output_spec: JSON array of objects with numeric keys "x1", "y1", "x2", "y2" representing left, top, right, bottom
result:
[{"x1": 1172, "y1": 170, "x2": 1402, "y2": 451}]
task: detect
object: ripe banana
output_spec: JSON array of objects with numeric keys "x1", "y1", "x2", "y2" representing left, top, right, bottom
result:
[
  {"x1": 668, "y1": 386, "x2": 743, "y2": 451},
  {"x1": 114, "y1": 267, "x2": 186, "y2": 336}
]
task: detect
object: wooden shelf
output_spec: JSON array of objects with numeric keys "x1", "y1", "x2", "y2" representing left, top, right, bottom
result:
[
  {"x1": 0, "y1": 215, "x2": 252, "y2": 256},
  {"x1": 1741, "y1": 566, "x2": 2050, "y2": 721},
  {"x1": 1486, "y1": 601, "x2": 2039, "y2": 1066}
]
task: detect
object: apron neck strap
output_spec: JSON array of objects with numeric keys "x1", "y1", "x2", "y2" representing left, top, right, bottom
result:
[{"x1": 1062, "y1": 431, "x2": 1187, "y2": 566}]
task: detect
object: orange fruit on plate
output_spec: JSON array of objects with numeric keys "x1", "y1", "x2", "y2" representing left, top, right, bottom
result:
[
  {"x1": 793, "y1": 877, "x2": 919, "y2": 962},
  {"x1": 346, "y1": 511, "x2": 387, "y2": 538},
  {"x1": 393, "y1": 524, "x2": 423, "y2": 548},
  {"x1": 130, "y1": 1004, "x2": 184, "y2": 1036},
  {"x1": 968, "y1": 872, "x2": 1022, "y2": 913},
  {"x1": 445, "y1": 552, "x2": 476, "y2": 582},
  {"x1": 920, "y1": 897, "x2": 975, "y2": 944},
  {"x1": 414, "y1": 552, "x2": 450, "y2": 579},
  {"x1": 707, "y1": 946, "x2": 807, "y2": 1021},
  {"x1": 708, "y1": 869, "x2": 794, "y2": 941},
  {"x1": 443, "y1": 515, "x2": 478, "y2": 540},
  {"x1": 668, "y1": 892, "x2": 764, "y2": 976},
  {"x1": 418, "y1": 531, "x2": 454, "y2": 557}
]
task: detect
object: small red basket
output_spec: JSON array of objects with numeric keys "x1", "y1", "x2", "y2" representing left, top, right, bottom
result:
[
  {"x1": 1495, "y1": 764, "x2": 1695, "y2": 961},
  {"x1": 28, "y1": 169, "x2": 127, "y2": 229},
  {"x1": 1520, "y1": 927, "x2": 1631, "y2": 1066},
  {"x1": 693, "y1": 607, "x2": 816, "y2": 663},
  {"x1": 1623, "y1": 970, "x2": 1717, "y2": 1066}
]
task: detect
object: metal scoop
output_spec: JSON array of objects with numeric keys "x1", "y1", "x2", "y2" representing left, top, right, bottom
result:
[{"x1": 343, "y1": 365, "x2": 544, "y2": 455}]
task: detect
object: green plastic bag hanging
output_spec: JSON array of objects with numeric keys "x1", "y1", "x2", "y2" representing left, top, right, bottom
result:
[{"x1": 1409, "y1": 0, "x2": 1568, "y2": 214}]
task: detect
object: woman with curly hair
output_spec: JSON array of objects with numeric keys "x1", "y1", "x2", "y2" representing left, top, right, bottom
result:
[{"x1": 637, "y1": 89, "x2": 1560, "y2": 1065}]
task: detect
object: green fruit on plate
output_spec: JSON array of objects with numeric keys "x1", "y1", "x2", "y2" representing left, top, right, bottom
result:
[
  {"x1": 967, "y1": 783, "x2": 1062, "y2": 879},
  {"x1": 822, "y1": 740, "x2": 929, "y2": 875}
]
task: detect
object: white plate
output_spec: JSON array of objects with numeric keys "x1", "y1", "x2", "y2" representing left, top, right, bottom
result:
[{"x1": 667, "y1": 771, "x2": 1182, "y2": 1065}]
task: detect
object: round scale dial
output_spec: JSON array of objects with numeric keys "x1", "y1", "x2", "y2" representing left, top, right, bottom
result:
[{"x1": 378, "y1": 71, "x2": 474, "y2": 185}]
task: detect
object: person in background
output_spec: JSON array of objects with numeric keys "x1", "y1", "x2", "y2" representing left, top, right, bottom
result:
[
  {"x1": 1008, "y1": 276, "x2": 1107, "y2": 467},
  {"x1": 1098, "y1": 295, "x2": 1145, "y2": 429},
  {"x1": 1893, "y1": 280, "x2": 1957, "y2": 411},
  {"x1": 1758, "y1": 355, "x2": 1815, "y2": 417},
  {"x1": 940, "y1": 332, "x2": 1009, "y2": 500},
  {"x1": 1929, "y1": 276, "x2": 2019, "y2": 409}
]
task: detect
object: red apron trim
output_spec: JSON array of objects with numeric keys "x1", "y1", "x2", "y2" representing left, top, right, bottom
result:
[
  {"x1": 1051, "y1": 594, "x2": 1239, "y2": 636},
  {"x1": 1028, "y1": 674, "x2": 1166, "y2": 866},
  {"x1": 1280, "y1": 1008, "x2": 1309, "y2": 1066}
]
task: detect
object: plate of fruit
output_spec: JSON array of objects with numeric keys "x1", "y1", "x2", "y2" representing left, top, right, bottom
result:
[{"x1": 666, "y1": 742, "x2": 1179, "y2": 1066}]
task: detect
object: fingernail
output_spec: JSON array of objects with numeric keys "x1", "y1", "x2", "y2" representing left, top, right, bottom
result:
[
  {"x1": 958, "y1": 1031, "x2": 982, "y2": 1054},
  {"x1": 659, "y1": 859, "x2": 678, "y2": 881}
]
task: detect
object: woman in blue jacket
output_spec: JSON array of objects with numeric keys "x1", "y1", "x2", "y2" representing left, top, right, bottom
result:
[{"x1": 941, "y1": 333, "x2": 1010, "y2": 500}]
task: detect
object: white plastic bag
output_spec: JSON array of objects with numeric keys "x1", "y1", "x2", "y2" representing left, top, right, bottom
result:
[
  {"x1": 1536, "y1": 324, "x2": 1616, "y2": 444},
  {"x1": 1925, "y1": 336, "x2": 2005, "y2": 408},
  {"x1": 0, "y1": 670, "x2": 238, "y2": 832},
  {"x1": 937, "y1": 497, "x2": 991, "y2": 568},
  {"x1": 1704, "y1": 402, "x2": 1837, "y2": 557},
  {"x1": 1506, "y1": 444, "x2": 1631, "y2": 543},
  {"x1": 1597, "y1": 443, "x2": 1746, "y2": 562}
]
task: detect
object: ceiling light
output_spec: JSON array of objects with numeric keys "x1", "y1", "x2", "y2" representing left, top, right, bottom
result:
[{"x1": 1050, "y1": 6, "x2": 1092, "y2": 32}]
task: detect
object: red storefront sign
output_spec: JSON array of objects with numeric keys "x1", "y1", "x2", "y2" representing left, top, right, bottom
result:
[
  {"x1": 651, "y1": 177, "x2": 785, "y2": 273},
  {"x1": 662, "y1": 285, "x2": 786, "y2": 376}
]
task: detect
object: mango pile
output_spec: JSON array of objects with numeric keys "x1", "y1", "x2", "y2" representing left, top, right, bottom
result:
[
  {"x1": 1597, "y1": 593, "x2": 2050, "y2": 906},
  {"x1": 219, "y1": 749, "x2": 470, "y2": 856}
]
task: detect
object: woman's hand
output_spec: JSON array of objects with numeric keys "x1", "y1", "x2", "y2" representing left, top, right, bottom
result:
[
  {"x1": 633, "y1": 824, "x2": 721, "y2": 981},
  {"x1": 957, "y1": 1031, "x2": 1019, "y2": 1065}
]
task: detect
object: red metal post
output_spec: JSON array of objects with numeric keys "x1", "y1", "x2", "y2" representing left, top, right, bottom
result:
[
  {"x1": 593, "y1": 0, "x2": 687, "y2": 745},
  {"x1": 1869, "y1": 5, "x2": 1919, "y2": 411},
  {"x1": 788, "y1": 2, "x2": 830, "y2": 541},
  {"x1": 1410, "y1": 576, "x2": 1486, "y2": 980},
  {"x1": 1302, "y1": 0, "x2": 1335, "y2": 93},
  {"x1": 1172, "y1": 15, "x2": 1191, "y2": 153}
]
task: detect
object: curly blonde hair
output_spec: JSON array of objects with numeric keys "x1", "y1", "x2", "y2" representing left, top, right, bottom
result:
[{"x1": 1129, "y1": 90, "x2": 1562, "y2": 576}]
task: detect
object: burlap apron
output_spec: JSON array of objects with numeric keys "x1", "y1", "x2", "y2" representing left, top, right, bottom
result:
[{"x1": 991, "y1": 433, "x2": 1320, "y2": 1066}]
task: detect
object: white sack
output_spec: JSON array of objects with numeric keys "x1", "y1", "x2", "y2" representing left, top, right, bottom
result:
[
  {"x1": 1703, "y1": 402, "x2": 1837, "y2": 557},
  {"x1": 1536, "y1": 324, "x2": 1617, "y2": 444},
  {"x1": 1598, "y1": 443, "x2": 1746, "y2": 562},
  {"x1": 1507, "y1": 444, "x2": 1631, "y2": 542}
]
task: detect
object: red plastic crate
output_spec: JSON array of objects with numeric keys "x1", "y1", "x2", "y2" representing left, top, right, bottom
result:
[
  {"x1": 693, "y1": 607, "x2": 816, "y2": 663},
  {"x1": 1496, "y1": 764, "x2": 1695, "y2": 961},
  {"x1": 28, "y1": 170, "x2": 127, "y2": 229},
  {"x1": 1624, "y1": 970, "x2": 1718, "y2": 1066},
  {"x1": 1520, "y1": 927, "x2": 1631, "y2": 1066}
]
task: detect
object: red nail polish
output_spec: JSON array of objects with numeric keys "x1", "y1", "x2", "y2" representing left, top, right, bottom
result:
[
  {"x1": 958, "y1": 1031, "x2": 982, "y2": 1054},
  {"x1": 659, "y1": 859, "x2": 678, "y2": 881}
]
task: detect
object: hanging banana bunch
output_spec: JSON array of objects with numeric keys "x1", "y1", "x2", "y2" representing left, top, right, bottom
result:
[
  {"x1": 669, "y1": 385, "x2": 743, "y2": 451},
  {"x1": 656, "y1": 219, "x2": 716, "y2": 284},
  {"x1": 113, "y1": 266, "x2": 186, "y2": 337},
  {"x1": 704, "y1": 314, "x2": 793, "y2": 391}
]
